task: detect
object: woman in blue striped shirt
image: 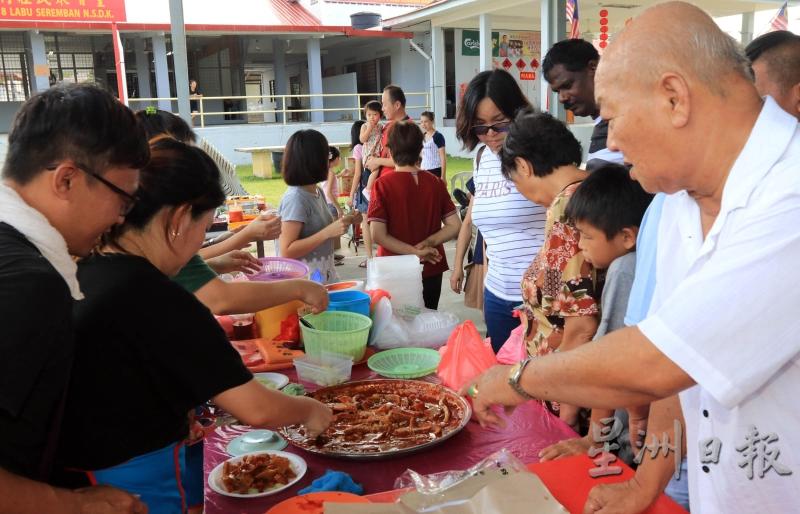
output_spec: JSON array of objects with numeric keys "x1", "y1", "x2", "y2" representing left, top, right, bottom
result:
[{"x1": 452, "y1": 70, "x2": 547, "y2": 352}]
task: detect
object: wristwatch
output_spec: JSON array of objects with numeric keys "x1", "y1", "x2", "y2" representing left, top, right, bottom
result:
[{"x1": 507, "y1": 357, "x2": 536, "y2": 400}]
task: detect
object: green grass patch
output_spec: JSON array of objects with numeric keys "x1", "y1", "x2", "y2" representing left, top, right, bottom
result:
[{"x1": 236, "y1": 155, "x2": 474, "y2": 206}]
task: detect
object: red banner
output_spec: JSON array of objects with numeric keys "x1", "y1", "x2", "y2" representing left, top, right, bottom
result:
[
  {"x1": 0, "y1": 0, "x2": 126, "y2": 22},
  {"x1": 520, "y1": 71, "x2": 536, "y2": 81}
]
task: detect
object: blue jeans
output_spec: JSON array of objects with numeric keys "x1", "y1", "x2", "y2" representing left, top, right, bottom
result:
[
  {"x1": 664, "y1": 458, "x2": 690, "y2": 511},
  {"x1": 483, "y1": 288, "x2": 519, "y2": 353}
]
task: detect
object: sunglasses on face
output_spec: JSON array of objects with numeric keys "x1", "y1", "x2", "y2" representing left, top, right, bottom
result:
[
  {"x1": 48, "y1": 164, "x2": 139, "y2": 216},
  {"x1": 472, "y1": 120, "x2": 512, "y2": 136}
]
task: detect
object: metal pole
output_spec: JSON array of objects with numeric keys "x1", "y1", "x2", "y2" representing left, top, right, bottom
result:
[
  {"x1": 111, "y1": 22, "x2": 128, "y2": 105},
  {"x1": 540, "y1": 0, "x2": 566, "y2": 120},
  {"x1": 479, "y1": 14, "x2": 492, "y2": 72},
  {"x1": 169, "y1": 0, "x2": 191, "y2": 124}
]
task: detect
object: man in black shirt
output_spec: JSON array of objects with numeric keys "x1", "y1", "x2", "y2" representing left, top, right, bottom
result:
[
  {"x1": 542, "y1": 39, "x2": 625, "y2": 171},
  {"x1": 0, "y1": 84, "x2": 149, "y2": 513}
]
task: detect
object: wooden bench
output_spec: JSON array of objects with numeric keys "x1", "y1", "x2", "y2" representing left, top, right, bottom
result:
[{"x1": 235, "y1": 142, "x2": 351, "y2": 179}]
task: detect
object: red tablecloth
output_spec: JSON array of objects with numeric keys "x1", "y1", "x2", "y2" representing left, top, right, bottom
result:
[{"x1": 204, "y1": 363, "x2": 577, "y2": 514}]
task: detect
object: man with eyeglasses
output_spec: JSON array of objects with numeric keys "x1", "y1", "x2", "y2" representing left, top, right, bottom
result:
[{"x1": 0, "y1": 84, "x2": 149, "y2": 513}]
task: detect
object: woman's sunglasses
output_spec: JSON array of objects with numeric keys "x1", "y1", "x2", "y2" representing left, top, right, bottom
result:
[{"x1": 472, "y1": 121, "x2": 512, "y2": 136}]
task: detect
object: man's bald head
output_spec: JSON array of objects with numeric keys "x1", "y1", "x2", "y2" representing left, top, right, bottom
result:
[
  {"x1": 595, "y1": 2, "x2": 763, "y2": 196},
  {"x1": 601, "y1": 1, "x2": 750, "y2": 96}
]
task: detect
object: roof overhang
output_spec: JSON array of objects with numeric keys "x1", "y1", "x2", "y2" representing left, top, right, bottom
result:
[{"x1": 0, "y1": 20, "x2": 413, "y2": 38}]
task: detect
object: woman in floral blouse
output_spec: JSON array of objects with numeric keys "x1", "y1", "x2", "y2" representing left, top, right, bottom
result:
[{"x1": 499, "y1": 108, "x2": 600, "y2": 431}]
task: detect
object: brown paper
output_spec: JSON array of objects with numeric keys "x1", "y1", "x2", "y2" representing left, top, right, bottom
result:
[{"x1": 324, "y1": 471, "x2": 568, "y2": 514}]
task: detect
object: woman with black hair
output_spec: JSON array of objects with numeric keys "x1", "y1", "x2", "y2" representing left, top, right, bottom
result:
[
  {"x1": 56, "y1": 139, "x2": 332, "y2": 514},
  {"x1": 451, "y1": 69, "x2": 547, "y2": 352},
  {"x1": 278, "y1": 129, "x2": 358, "y2": 283},
  {"x1": 346, "y1": 119, "x2": 374, "y2": 264},
  {"x1": 499, "y1": 107, "x2": 599, "y2": 432}
]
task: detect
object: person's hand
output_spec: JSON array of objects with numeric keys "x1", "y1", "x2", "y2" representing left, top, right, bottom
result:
[
  {"x1": 205, "y1": 250, "x2": 261, "y2": 275},
  {"x1": 582, "y1": 477, "x2": 658, "y2": 514},
  {"x1": 300, "y1": 397, "x2": 333, "y2": 438},
  {"x1": 460, "y1": 365, "x2": 526, "y2": 429},
  {"x1": 298, "y1": 280, "x2": 329, "y2": 314},
  {"x1": 539, "y1": 435, "x2": 593, "y2": 462},
  {"x1": 350, "y1": 211, "x2": 363, "y2": 225},
  {"x1": 450, "y1": 267, "x2": 465, "y2": 294},
  {"x1": 415, "y1": 246, "x2": 441, "y2": 264},
  {"x1": 345, "y1": 197, "x2": 354, "y2": 208},
  {"x1": 324, "y1": 217, "x2": 349, "y2": 239},
  {"x1": 242, "y1": 214, "x2": 282, "y2": 241},
  {"x1": 365, "y1": 157, "x2": 381, "y2": 173},
  {"x1": 72, "y1": 485, "x2": 148, "y2": 514}
]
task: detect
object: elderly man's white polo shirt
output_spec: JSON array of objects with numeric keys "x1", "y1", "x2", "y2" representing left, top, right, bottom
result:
[{"x1": 638, "y1": 97, "x2": 800, "y2": 513}]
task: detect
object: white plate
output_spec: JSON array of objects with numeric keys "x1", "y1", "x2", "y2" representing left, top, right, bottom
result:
[
  {"x1": 253, "y1": 372, "x2": 289, "y2": 390},
  {"x1": 208, "y1": 450, "x2": 307, "y2": 498}
]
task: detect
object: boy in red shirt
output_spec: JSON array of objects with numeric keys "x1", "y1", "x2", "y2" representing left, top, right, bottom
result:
[{"x1": 367, "y1": 121, "x2": 461, "y2": 309}]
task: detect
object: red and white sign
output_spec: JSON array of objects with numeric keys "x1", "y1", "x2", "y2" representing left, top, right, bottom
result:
[
  {"x1": 520, "y1": 71, "x2": 536, "y2": 81},
  {"x1": 0, "y1": 0, "x2": 127, "y2": 22},
  {"x1": 515, "y1": 58, "x2": 526, "y2": 70}
]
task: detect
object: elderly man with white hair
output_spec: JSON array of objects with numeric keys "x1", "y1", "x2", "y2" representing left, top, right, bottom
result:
[{"x1": 465, "y1": 3, "x2": 800, "y2": 513}]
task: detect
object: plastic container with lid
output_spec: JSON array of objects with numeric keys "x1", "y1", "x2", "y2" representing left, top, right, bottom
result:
[{"x1": 293, "y1": 352, "x2": 353, "y2": 387}]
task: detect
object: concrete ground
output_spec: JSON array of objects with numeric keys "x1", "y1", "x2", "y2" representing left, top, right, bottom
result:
[{"x1": 330, "y1": 237, "x2": 488, "y2": 336}]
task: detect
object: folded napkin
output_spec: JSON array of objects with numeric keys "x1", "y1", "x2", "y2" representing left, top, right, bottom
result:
[{"x1": 298, "y1": 470, "x2": 364, "y2": 495}]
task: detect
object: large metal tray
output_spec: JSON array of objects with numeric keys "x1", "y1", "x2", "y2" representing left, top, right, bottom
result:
[{"x1": 279, "y1": 379, "x2": 472, "y2": 460}]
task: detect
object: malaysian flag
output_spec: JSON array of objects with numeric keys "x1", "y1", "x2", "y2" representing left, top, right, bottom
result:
[
  {"x1": 567, "y1": 0, "x2": 580, "y2": 39},
  {"x1": 767, "y1": 2, "x2": 789, "y2": 32}
]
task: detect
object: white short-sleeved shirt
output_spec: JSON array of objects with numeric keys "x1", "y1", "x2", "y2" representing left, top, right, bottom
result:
[
  {"x1": 470, "y1": 148, "x2": 547, "y2": 302},
  {"x1": 637, "y1": 97, "x2": 800, "y2": 513}
]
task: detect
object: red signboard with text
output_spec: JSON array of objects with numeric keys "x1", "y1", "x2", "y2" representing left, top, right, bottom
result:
[
  {"x1": 519, "y1": 71, "x2": 536, "y2": 81},
  {"x1": 0, "y1": 0, "x2": 126, "y2": 22}
]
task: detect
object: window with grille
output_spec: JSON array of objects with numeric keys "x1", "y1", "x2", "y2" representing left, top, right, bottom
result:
[
  {"x1": 0, "y1": 33, "x2": 30, "y2": 102},
  {"x1": 45, "y1": 34, "x2": 96, "y2": 85}
]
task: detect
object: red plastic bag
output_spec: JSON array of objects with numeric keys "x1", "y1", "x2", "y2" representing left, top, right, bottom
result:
[
  {"x1": 496, "y1": 324, "x2": 527, "y2": 365},
  {"x1": 437, "y1": 321, "x2": 497, "y2": 391}
]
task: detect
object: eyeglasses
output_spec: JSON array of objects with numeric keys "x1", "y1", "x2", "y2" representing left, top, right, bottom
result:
[
  {"x1": 472, "y1": 120, "x2": 512, "y2": 136},
  {"x1": 48, "y1": 164, "x2": 138, "y2": 216}
]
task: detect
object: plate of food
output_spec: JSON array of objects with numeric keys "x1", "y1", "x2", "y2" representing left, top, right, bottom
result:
[
  {"x1": 253, "y1": 372, "x2": 290, "y2": 390},
  {"x1": 208, "y1": 450, "x2": 307, "y2": 498},
  {"x1": 279, "y1": 379, "x2": 471, "y2": 460}
]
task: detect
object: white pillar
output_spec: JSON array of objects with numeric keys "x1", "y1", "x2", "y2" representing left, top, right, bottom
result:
[
  {"x1": 272, "y1": 38, "x2": 287, "y2": 123},
  {"x1": 152, "y1": 34, "x2": 172, "y2": 111},
  {"x1": 307, "y1": 38, "x2": 324, "y2": 123},
  {"x1": 741, "y1": 12, "x2": 755, "y2": 45},
  {"x1": 24, "y1": 31, "x2": 49, "y2": 94},
  {"x1": 432, "y1": 25, "x2": 446, "y2": 125},
  {"x1": 479, "y1": 14, "x2": 492, "y2": 72},
  {"x1": 169, "y1": 0, "x2": 191, "y2": 124},
  {"x1": 134, "y1": 37, "x2": 152, "y2": 99},
  {"x1": 540, "y1": 0, "x2": 567, "y2": 120}
]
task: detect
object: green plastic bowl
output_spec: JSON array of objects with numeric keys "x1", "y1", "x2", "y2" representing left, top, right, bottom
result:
[
  {"x1": 367, "y1": 348, "x2": 441, "y2": 379},
  {"x1": 301, "y1": 311, "x2": 372, "y2": 361}
]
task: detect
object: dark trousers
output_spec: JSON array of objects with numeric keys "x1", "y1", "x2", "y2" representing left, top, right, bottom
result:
[
  {"x1": 422, "y1": 273, "x2": 444, "y2": 310},
  {"x1": 424, "y1": 167, "x2": 442, "y2": 178}
]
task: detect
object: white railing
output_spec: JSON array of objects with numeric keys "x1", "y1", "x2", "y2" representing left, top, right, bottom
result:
[{"x1": 128, "y1": 92, "x2": 430, "y2": 128}]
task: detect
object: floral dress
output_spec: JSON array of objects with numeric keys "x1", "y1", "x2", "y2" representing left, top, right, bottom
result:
[{"x1": 520, "y1": 182, "x2": 602, "y2": 358}]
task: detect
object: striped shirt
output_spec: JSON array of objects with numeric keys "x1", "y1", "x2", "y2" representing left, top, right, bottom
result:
[
  {"x1": 420, "y1": 131, "x2": 445, "y2": 171},
  {"x1": 471, "y1": 147, "x2": 547, "y2": 301}
]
